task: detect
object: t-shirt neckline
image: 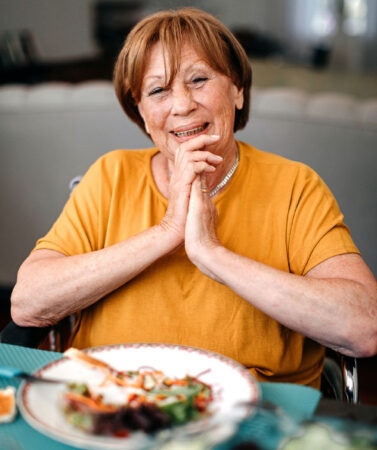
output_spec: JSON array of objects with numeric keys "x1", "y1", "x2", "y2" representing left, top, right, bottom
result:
[{"x1": 146, "y1": 142, "x2": 244, "y2": 204}]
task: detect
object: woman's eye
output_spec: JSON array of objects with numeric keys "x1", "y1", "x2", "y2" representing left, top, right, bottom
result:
[
  {"x1": 193, "y1": 77, "x2": 208, "y2": 84},
  {"x1": 148, "y1": 87, "x2": 164, "y2": 96}
]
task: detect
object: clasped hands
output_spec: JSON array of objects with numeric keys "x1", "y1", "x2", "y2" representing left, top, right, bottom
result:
[{"x1": 161, "y1": 134, "x2": 223, "y2": 272}]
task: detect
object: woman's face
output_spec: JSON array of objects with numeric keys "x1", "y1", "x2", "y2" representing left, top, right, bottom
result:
[{"x1": 138, "y1": 41, "x2": 244, "y2": 161}]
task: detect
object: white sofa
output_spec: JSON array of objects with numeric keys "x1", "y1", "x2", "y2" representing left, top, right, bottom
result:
[{"x1": 1, "y1": 81, "x2": 376, "y2": 285}]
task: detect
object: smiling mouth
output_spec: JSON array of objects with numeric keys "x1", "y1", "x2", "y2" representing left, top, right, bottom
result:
[{"x1": 172, "y1": 123, "x2": 209, "y2": 137}]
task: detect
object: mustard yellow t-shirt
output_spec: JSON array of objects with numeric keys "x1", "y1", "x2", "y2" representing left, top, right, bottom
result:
[{"x1": 34, "y1": 142, "x2": 359, "y2": 388}]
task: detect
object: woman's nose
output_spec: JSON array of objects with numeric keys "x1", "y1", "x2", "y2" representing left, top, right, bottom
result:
[{"x1": 171, "y1": 85, "x2": 197, "y2": 116}]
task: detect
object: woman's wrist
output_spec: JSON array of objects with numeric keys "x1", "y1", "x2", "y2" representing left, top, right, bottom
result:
[
  {"x1": 156, "y1": 220, "x2": 185, "y2": 251},
  {"x1": 186, "y1": 240, "x2": 225, "y2": 283}
]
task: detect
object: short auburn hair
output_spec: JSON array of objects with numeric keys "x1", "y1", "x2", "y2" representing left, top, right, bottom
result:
[{"x1": 113, "y1": 7, "x2": 252, "y2": 135}]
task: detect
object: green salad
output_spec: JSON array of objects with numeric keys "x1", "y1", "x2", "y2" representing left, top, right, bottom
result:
[{"x1": 62, "y1": 368, "x2": 213, "y2": 436}]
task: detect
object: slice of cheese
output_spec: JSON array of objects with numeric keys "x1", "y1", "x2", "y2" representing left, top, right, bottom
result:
[{"x1": 0, "y1": 387, "x2": 16, "y2": 422}]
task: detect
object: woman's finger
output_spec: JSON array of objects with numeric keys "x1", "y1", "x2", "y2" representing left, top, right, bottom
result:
[
  {"x1": 170, "y1": 154, "x2": 220, "y2": 191},
  {"x1": 200, "y1": 173, "x2": 209, "y2": 194},
  {"x1": 192, "y1": 161, "x2": 217, "y2": 174},
  {"x1": 175, "y1": 148, "x2": 222, "y2": 168},
  {"x1": 177, "y1": 134, "x2": 219, "y2": 154},
  {"x1": 174, "y1": 135, "x2": 220, "y2": 164}
]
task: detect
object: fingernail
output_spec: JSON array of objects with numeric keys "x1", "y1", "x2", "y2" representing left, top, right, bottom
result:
[
  {"x1": 209, "y1": 135, "x2": 220, "y2": 139},
  {"x1": 214, "y1": 155, "x2": 223, "y2": 160}
]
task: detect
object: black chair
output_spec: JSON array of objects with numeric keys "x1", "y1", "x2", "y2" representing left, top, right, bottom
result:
[{"x1": 0, "y1": 316, "x2": 75, "y2": 352}]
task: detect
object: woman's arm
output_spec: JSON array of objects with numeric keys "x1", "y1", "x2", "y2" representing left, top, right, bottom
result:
[
  {"x1": 185, "y1": 177, "x2": 377, "y2": 357},
  {"x1": 11, "y1": 223, "x2": 180, "y2": 327},
  {"x1": 12, "y1": 135, "x2": 222, "y2": 328}
]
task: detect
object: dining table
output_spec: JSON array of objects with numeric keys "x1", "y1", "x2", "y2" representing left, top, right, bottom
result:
[{"x1": 0, "y1": 343, "x2": 377, "y2": 450}]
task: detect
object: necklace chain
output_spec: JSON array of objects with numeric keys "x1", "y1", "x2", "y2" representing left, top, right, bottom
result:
[
  {"x1": 166, "y1": 146, "x2": 239, "y2": 197},
  {"x1": 209, "y1": 147, "x2": 239, "y2": 197}
]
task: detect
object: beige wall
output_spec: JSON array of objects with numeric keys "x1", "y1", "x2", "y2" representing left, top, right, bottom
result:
[{"x1": 252, "y1": 60, "x2": 377, "y2": 98}]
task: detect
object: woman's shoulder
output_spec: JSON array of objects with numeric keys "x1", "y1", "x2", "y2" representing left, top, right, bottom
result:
[
  {"x1": 91, "y1": 147, "x2": 158, "y2": 172},
  {"x1": 238, "y1": 141, "x2": 317, "y2": 178},
  {"x1": 237, "y1": 141, "x2": 326, "y2": 196},
  {"x1": 238, "y1": 141, "x2": 305, "y2": 168},
  {"x1": 100, "y1": 147, "x2": 157, "y2": 163},
  {"x1": 78, "y1": 148, "x2": 158, "y2": 187}
]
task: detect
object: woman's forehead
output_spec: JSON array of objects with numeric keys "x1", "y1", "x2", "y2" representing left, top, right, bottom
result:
[{"x1": 143, "y1": 41, "x2": 212, "y2": 79}]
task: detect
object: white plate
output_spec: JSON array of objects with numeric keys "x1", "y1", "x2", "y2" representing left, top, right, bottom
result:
[{"x1": 18, "y1": 343, "x2": 259, "y2": 449}]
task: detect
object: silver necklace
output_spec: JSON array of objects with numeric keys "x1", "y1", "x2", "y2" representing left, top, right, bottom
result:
[
  {"x1": 209, "y1": 147, "x2": 239, "y2": 197},
  {"x1": 166, "y1": 146, "x2": 239, "y2": 197}
]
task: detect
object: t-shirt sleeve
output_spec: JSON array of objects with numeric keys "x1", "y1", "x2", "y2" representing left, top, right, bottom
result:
[
  {"x1": 287, "y1": 164, "x2": 359, "y2": 275},
  {"x1": 33, "y1": 157, "x2": 105, "y2": 256}
]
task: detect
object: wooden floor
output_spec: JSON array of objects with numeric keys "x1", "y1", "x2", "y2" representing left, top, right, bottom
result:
[{"x1": 1, "y1": 286, "x2": 376, "y2": 405}]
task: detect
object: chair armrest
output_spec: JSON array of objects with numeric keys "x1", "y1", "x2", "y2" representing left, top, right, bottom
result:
[
  {"x1": 0, "y1": 320, "x2": 51, "y2": 348},
  {"x1": 322, "y1": 351, "x2": 359, "y2": 404},
  {"x1": 341, "y1": 355, "x2": 358, "y2": 404}
]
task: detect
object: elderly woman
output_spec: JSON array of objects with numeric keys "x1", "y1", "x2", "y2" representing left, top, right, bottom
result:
[{"x1": 11, "y1": 8, "x2": 377, "y2": 388}]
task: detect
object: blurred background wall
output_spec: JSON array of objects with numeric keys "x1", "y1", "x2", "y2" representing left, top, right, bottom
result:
[
  {"x1": 0, "y1": 0, "x2": 376, "y2": 67},
  {"x1": 0, "y1": 1, "x2": 376, "y2": 70},
  {"x1": 1, "y1": 0, "x2": 376, "y2": 97}
]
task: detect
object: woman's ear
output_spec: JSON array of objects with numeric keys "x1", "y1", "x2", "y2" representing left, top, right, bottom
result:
[
  {"x1": 235, "y1": 87, "x2": 244, "y2": 110},
  {"x1": 138, "y1": 104, "x2": 150, "y2": 134}
]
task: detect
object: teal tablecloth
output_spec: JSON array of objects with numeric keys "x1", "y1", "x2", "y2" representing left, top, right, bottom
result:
[{"x1": 0, "y1": 344, "x2": 322, "y2": 450}]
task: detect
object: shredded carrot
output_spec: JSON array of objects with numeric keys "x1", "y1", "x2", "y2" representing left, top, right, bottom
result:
[
  {"x1": 133, "y1": 376, "x2": 143, "y2": 388},
  {"x1": 105, "y1": 373, "x2": 130, "y2": 387},
  {"x1": 128, "y1": 393, "x2": 138, "y2": 402},
  {"x1": 65, "y1": 392, "x2": 117, "y2": 412},
  {"x1": 99, "y1": 372, "x2": 143, "y2": 388},
  {"x1": 169, "y1": 379, "x2": 188, "y2": 386},
  {"x1": 137, "y1": 395, "x2": 147, "y2": 404}
]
